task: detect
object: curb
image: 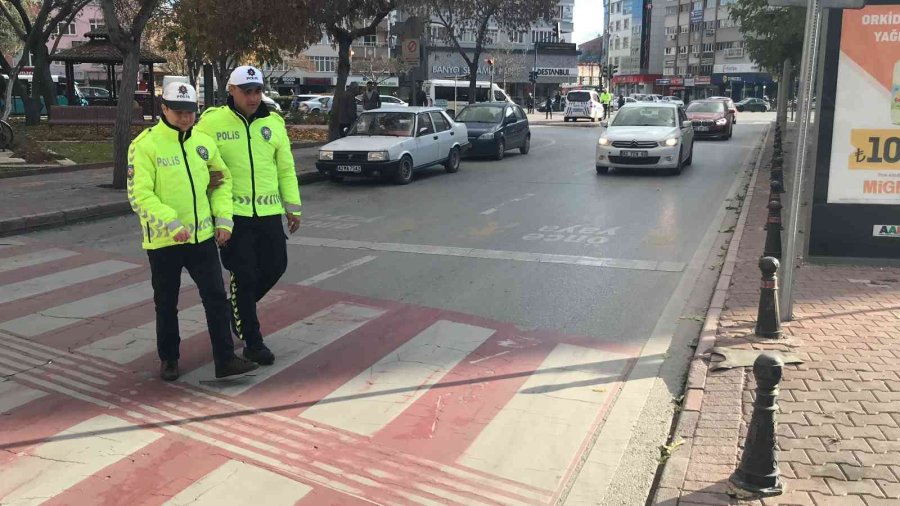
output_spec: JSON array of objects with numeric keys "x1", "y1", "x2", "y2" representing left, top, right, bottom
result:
[
  {"x1": 0, "y1": 170, "x2": 327, "y2": 238},
  {"x1": 0, "y1": 162, "x2": 111, "y2": 179},
  {"x1": 649, "y1": 122, "x2": 771, "y2": 504}
]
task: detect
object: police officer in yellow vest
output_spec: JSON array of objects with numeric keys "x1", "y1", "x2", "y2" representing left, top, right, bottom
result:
[
  {"x1": 600, "y1": 90, "x2": 613, "y2": 120},
  {"x1": 195, "y1": 65, "x2": 301, "y2": 366},
  {"x1": 127, "y1": 82, "x2": 259, "y2": 381}
]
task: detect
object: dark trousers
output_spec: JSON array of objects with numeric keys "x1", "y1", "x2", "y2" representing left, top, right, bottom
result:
[
  {"x1": 219, "y1": 215, "x2": 287, "y2": 347},
  {"x1": 545, "y1": 108, "x2": 552, "y2": 119},
  {"x1": 147, "y1": 239, "x2": 235, "y2": 365}
]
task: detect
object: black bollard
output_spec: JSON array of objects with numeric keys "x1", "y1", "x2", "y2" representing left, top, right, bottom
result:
[
  {"x1": 730, "y1": 353, "x2": 784, "y2": 496},
  {"x1": 763, "y1": 201, "x2": 783, "y2": 259},
  {"x1": 769, "y1": 180, "x2": 784, "y2": 202},
  {"x1": 755, "y1": 257, "x2": 782, "y2": 338}
]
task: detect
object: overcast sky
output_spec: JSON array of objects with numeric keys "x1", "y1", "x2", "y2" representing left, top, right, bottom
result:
[{"x1": 572, "y1": 0, "x2": 604, "y2": 44}]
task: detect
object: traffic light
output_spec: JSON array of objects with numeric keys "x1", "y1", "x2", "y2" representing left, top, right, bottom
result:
[
  {"x1": 610, "y1": 63, "x2": 619, "y2": 76},
  {"x1": 529, "y1": 70, "x2": 537, "y2": 83},
  {"x1": 552, "y1": 22, "x2": 561, "y2": 41}
]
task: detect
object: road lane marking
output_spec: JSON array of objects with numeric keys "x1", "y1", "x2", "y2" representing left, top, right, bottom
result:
[
  {"x1": 180, "y1": 303, "x2": 387, "y2": 396},
  {"x1": 0, "y1": 415, "x2": 162, "y2": 505},
  {"x1": 300, "y1": 320, "x2": 495, "y2": 436},
  {"x1": 287, "y1": 236, "x2": 684, "y2": 273},
  {"x1": 0, "y1": 260, "x2": 138, "y2": 305},
  {"x1": 480, "y1": 193, "x2": 536, "y2": 215},
  {"x1": 164, "y1": 460, "x2": 313, "y2": 506},
  {"x1": 457, "y1": 344, "x2": 629, "y2": 491},
  {"x1": 0, "y1": 249, "x2": 79, "y2": 274},
  {"x1": 297, "y1": 256, "x2": 377, "y2": 286}
]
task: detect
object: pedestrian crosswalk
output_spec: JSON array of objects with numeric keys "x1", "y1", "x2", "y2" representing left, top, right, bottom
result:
[{"x1": 0, "y1": 240, "x2": 641, "y2": 505}]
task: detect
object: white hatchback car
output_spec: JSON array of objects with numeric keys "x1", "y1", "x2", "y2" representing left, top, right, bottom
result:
[
  {"x1": 595, "y1": 102, "x2": 695, "y2": 175},
  {"x1": 316, "y1": 107, "x2": 469, "y2": 185}
]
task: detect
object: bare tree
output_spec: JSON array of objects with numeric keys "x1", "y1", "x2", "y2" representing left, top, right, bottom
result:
[
  {"x1": 100, "y1": 0, "x2": 160, "y2": 189},
  {"x1": 351, "y1": 54, "x2": 410, "y2": 86},
  {"x1": 416, "y1": 0, "x2": 557, "y2": 104},
  {"x1": 488, "y1": 40, "x2": 527, "y2": 89},
  {"x1": 0, "y1": 0, "x2": 92, "y2": 124}
]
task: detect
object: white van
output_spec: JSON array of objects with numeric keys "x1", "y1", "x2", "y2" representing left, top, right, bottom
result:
[
  {"x1": 564, "y1": 89, "x2": 603, "y2": 122},
  {"x1": 423, "y1": 79, "x2": 513, "y2": 117}
]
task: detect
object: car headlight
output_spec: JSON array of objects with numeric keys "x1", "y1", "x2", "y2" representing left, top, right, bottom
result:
[
  {"x1": 716, "y1": 118, "x2": 728, "y2": 125},
  {"x1": 368, "y1": 151, "x2": 388, "y2": 161},
  {"x1": 598, "y1": 137, "x2": 610, "y2": 146},
  {"x1": 478, "y1": 131, "x2": 495, "y2": 140},
  {"x1": 319, "y1": 150, "x2": 333, "y2": 160},
  {"x1": 665, "y1": 138, "x2": 678, "y2": 147}
]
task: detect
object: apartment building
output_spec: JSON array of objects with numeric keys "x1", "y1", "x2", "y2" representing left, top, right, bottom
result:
[
  {"x1": 605, "y1": 0, "x2": 666, "y2": 96},
  {"x1": 661, "y1": 0, "x2": 774, "y2": 100}
]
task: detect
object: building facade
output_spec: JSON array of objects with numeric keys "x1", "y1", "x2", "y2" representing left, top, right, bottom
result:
[
  {"x1": 577, "y1": 36, "x2": 604, "y2": 88},
  {"x1": 660, "y1": 0, "x2": 774, "y2": 101},
  {"x1": 605, "y1": 0, "x2": 666, "y2": 95},
  {"x1": 46, "y1": 2, "x2": 111, "y2": 86}
]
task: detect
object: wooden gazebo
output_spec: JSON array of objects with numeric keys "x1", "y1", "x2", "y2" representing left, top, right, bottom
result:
[{"x1": 51, "y1": 28, "x2": 166, "y2": 119}]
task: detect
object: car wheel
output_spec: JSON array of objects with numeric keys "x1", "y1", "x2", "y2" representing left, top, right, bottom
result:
[
  {"x1": 520, "y1": 134, "x2": 531, "y2": 155},
  {"x1": 393, "y1": 156, "x2": 414, "y2": 185},
  {"x1": 733, "y1": 116, "x2": 737, "y2": 124},
  {"x1": 727, "y1": 125, "x2": 733, "y2": 140},
  {"x1": 596, "y1": 165, "x2": 609, "y2": 175},
  {"x1": 685, "y1": 143, "x2": 693, "y2": 166},
  {"x1": 444, "y1": 147, "x2": 461, "y2": 173},
  {"x1": 495, "y1": 138, "x2": 505, "y2": 160},
  {"x1": 670, "y1": 148, "x2": 684, "y2": 175}
]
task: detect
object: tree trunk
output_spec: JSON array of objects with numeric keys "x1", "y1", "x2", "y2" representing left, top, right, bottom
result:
[
  {"x1": 329, "y1": 36, "x2": 352, "y2": 141},
  {"x1": 0, "y1": 59, "x2": 26, "y2": 122},
  {"x1": 467, "y1": 55, "x2": 480, "y2": 104},
  {"x1": 111, "y1": 44, "x2": 141, "y2": 189},
  {"x1": 213, "y1": 56, "x2": 230, "y2": 106},
  {"x1": 33, "y1": 46, "x2": 57, "y2": 109}
]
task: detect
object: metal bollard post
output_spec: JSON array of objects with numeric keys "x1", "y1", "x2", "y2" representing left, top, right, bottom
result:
[
  {"x1": 764, "y1": 200, "x2": 783, "y2": 259},
  {"x1": 730, "y1": 353, "x2": 784, "y2": 496},
  {"x1": 755, "y1": 257, "x2": 782, "y2": 338}
]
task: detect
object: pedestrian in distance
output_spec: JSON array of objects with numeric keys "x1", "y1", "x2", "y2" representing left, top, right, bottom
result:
[
  {"x1": 127, "y1": 82, "x2": 259, "y2": 382},
  {"x1": 416, "y1": 81, "x2": 428, "y2": 107},
  {"x1": 338, "y1": 82, "x2": 360, "y2": 137},
  {"x1": 362, "y1": 80, "x2": 381, "y2": 111},
  {"x1": 545, "y1": 96, "x2": 553, "y2": 119},
  {"x1": 617, "y1": 94, "x2": 625, "y2": 111},
  {"x1": 527, "y1": 93, "x2": 534, "y2": 114},
  {"x1": 195, "y1": 65, "x2": 302, "y2": 368}
]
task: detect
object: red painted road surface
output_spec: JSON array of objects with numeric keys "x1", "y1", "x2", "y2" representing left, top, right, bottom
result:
[{"x1": 0, "y1": 239, "x2": 640, "y2": 505}]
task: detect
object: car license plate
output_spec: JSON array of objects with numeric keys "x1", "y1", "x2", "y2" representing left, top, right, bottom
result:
[
  {"x1": 336, "y1": 165, "x2": 362, "y2": 173},
  {"x1": 695, "y1": 126, "x2": 709, "y2": 132},
  {"x1": 620, "y1": 150, "x2": 648, "y2": 158}
]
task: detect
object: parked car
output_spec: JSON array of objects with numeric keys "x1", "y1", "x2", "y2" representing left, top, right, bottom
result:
[
  {"x1": 563, "y1": 90, "x2": 603, "y2": 122},
  {"x1": 80, "y1": 86, "x2": 110, "y2": 102},
  {"x1": 299, "y1": 95, "x2": 332, "y2": 113},
  {"x1": 708, "y1": 96, "x2": 738, "y2": 123},
  {"x1": 380, "y1": 95, "x2": 408, "y2": 106},
  {"x1": 735, "y1": 97, "x2": 769, "y2": 112},
  {"x1": 595, "y1": 102, "x2": 695, "y2": 175},
  {"x1": 455, "y1": 102, "x2": 530, "y2": 160},
  {"x1": 662, "y1": 96, "x2": 684, "y2": 107},
  {"x1": 685, "y1": 100, "x2": 734, "y2": 140},
  {"x1": 617, "y1": 96, "x2": 638, "y2": 110},
  {"x1": 261, "y1": 95, "x2": 282, "y2": 114},
  {"x1": 316, "y1": 107, "x2": 468, "y2": 185}
]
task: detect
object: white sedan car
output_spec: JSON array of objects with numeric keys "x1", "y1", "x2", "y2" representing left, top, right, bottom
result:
[
  {"x1": 316, "y1": 107, "x2": 469, "y2": 185},
  {"x1": 595, "y1": 102, "x2": 695, "y2": 175}
]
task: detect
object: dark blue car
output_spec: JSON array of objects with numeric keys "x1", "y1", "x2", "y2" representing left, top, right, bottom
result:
[{"x1": 455, "y1": 102, "x2": 530, "y2": 160}]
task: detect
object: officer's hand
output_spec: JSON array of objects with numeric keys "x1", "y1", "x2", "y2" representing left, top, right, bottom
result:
[
  {"x1": 215, "y1": 228, "x2": 231, "y2": 246},
  {"x1": 173, "y1": 228, "x2": 191, "y2": 243},
  {"x1": 286, "y1": 213, "x2": 301, "y2": 234},
  {"x1": 208, "y1": 171, "x2": 224, "y2": 190}
]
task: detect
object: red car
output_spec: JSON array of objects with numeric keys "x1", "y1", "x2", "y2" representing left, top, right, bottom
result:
[
  {"x1": 709, "y1": 96, "x2": 738, "y2": 124},
  {"x1": 685, "y1": 100, "x2": 734, "y2": 140}
]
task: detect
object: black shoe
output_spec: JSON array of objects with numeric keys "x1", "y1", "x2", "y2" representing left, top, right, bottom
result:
[
  {"x1": 215, "y1": 356, "x2": 259, "y2": 379},
  {"x1": 243, "y1": 344, "x2": 275, "y2": 365},
  {"x1": 160, "y1": 360, "x2": 179, "y2": 381}
]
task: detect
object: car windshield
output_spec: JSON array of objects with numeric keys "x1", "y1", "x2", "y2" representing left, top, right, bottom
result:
[
  {"x1": 612, "y1": 107, "x2": 677, "y2": 127},
  {"x1": 686, "y1": 102, "x2": 725, "y2": 113},
  {"x1": 567, "y1": 91, "x2": 591, "y2": 102},
  {"x1": 349, "y1": 112, "x2": 416, "y2": 137},
  {"x1": 455, "y1": 106, "x2": 503, "y2": 123}
]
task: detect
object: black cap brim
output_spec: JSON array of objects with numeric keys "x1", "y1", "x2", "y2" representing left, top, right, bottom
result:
[
  {"x1": 237, "y1": 83, "x2": 263, "y2": 90},
  {"x1": 163, "y1": 100, "x2": 198, "y2": 112}
]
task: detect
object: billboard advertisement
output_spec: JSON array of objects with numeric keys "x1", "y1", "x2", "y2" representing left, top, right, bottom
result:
[{"x1": 827, "y1": 5, "x2": 900, "y2": 204}]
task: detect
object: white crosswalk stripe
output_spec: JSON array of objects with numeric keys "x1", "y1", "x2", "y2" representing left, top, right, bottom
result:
[
  {"x1": 0, "y1": 249, "x2": 78, "y2": 274},
  {"x1": 0, "y1": 260, "x2": 138, "y2": 305}
]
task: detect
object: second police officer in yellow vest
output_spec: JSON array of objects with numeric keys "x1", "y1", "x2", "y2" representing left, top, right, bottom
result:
[
  {"x1": 195, "y1": 66, "x2": 302, "y2": 366},
  {"x1": 127, "y1": 82, "x2": 260, "y2": 381}
]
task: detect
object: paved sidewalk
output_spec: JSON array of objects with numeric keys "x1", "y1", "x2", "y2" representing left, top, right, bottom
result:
[
  {"x1": 652, "y1": 126, "x2": 900, "y2": 505},
  {"x1": 0, "y1": 147, "x2": 325, "y2": 237}
]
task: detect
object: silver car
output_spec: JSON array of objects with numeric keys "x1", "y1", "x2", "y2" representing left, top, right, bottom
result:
[
  {"x1": 595, "y1": 102, "x2": 695, "y2": 175},
  {"x1": 316, "y1": 107, "x2": 469, "y2": 185}
]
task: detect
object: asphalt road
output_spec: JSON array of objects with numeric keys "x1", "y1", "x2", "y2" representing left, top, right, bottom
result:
[{"x1": 17, "y1": 112, "x2": 771, "y2": 505}]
